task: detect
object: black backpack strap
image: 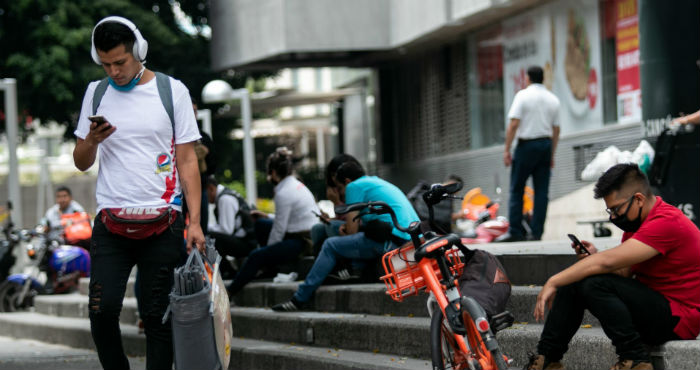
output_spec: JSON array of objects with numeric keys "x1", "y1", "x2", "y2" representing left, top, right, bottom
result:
[
  {"x1": 154, "y1": 72, "x2": 175, "y2": 133},
  {"x1": 92, "y1": 78, "x2": 110, "y2": 115}
]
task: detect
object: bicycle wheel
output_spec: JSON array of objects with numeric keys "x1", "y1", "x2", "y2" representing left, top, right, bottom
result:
[
  {"x1": 430, "y1": 310, "x2": 471, "y2": 370},
  {"x1": 461, "y1": 301, "x2": 509, "y2": 370}
]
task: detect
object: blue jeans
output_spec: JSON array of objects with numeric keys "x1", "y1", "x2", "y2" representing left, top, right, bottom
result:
[
  {"x1": 310, "y1": 220, "x2": 344, "y2": 256},
  {"x1": 508, "y1": 138, "x2": 551, "y2": 238},
  {"x1": 293, "y1": 232, "x2": 395, "y2": 303}
]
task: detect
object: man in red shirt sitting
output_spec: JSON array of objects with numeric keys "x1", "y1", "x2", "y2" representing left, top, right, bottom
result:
[{"x1": 526, "y1": 163, "x2": 700, "y2": 370}]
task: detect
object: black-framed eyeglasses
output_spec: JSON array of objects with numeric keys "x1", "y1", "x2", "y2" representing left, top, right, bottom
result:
[{"x1": 605, "y1": 196, "x2": 635, "y2": 217}]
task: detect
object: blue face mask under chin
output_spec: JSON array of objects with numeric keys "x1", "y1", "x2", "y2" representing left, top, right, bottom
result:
[{"x1": 108, "y1": 66, "x2": 145, "y2": 92}]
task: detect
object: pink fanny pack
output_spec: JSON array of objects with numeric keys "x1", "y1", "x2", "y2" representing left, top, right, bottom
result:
[{"x1": 101, "y1": 207, "x2": 177, "y2": 239}]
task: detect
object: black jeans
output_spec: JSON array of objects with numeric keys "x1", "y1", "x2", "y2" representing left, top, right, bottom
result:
[
  {"x1": 227, "y1": 238, "x2": 304, "y2": 296},
  {"x1": 508, "y1": 138, "x2": 551, "y2": 239},
  {"x1": 538, "y1": 274, "x2": 680, "y2": 362},
  {"x1": 89, "y1": 213, "x2": 185, "y2": 370}
]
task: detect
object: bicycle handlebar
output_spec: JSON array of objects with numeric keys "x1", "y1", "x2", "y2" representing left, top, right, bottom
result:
[{"x1": 335, "y1": 201, "x2": 413, "y2": 234}]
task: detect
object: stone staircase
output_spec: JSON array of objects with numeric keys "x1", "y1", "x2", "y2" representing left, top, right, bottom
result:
[{"x1": 0, "y1": 239, "x2": 696, "y2": 369}]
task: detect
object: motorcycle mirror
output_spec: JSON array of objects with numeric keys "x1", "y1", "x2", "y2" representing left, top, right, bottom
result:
[{"x1": 443, "y1": 181, "x2": 463, "y2": 194}]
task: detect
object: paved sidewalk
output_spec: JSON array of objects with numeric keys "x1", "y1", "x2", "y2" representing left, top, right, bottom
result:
[{"x1": 0, "y1": 336, "x2": 145, "y2": 370}]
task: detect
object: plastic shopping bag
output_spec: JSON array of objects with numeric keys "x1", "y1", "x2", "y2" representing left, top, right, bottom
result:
[{"x1": 164, "y1": 246, "x2": 233, "y2": 370}]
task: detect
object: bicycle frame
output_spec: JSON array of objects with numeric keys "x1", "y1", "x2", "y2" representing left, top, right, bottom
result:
[
  {"x1": 340, "y1": 183, "x2": 506, "y2": 369},
  {"x1": 418, "y1": 247, "x2": 498, "y2": 370}
]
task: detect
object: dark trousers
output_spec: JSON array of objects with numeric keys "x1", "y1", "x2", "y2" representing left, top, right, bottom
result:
[
  {"x1": 89, "y1": 213, "x2": 185, "y2": 370},
  {"x1": 508, "y1": 138, "x2": 551, "y2": 238},
  {"x1": 209, "y1": 232, "x2": 256, "y2": 260},
  {"x1": 538, "y1": 274, "x2": 679, "y2": 362},
  {"x1": 227, "y1": 238, "x2": 304, "y2": 296},
  {"x1": 210, "y1": 231, "x2": 257, "y2": 279}
]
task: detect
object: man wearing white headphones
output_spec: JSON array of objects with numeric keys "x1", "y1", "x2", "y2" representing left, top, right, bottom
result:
[{"x1": 73, "y1": 16, "x2": 205, "y2": 370}]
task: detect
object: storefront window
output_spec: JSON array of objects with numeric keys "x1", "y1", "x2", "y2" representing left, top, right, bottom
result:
[
  {"x1": 469, "y1": 0, "x2": 608, "y2": 144},
  {"x1": 468, "y1": 27, "x2": 505, "y2": 149}
]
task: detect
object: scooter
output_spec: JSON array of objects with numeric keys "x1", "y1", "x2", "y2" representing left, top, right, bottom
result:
[
  {"x1": 0, "y1": 202, "x2": 23, "y2": 281},
  {"x1": 0, "y1": 212, "x2": 91, "y2": 312},
  {"x1": 453, "y1": 187, "x2": 533, "y2": 243}
]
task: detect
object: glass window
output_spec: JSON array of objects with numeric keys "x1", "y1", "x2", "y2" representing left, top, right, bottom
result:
[{"x1": 468, "y1": 26, "x2": 505, "y2": 149}]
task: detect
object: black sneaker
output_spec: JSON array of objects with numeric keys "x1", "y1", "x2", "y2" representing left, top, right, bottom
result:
[
  {"x1": 271, "y1": 296, "x2": 306, "y2": 312},
  {"x1": 327, "y1": 268, "x2": 361, "y2": 282}
]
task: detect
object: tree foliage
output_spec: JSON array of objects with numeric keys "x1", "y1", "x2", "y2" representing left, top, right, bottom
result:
[
  {"x1": 0, "y1": 0, "x2": 221, "y2": 129},
  {"x1": 1, "y1": 0, "x2": 279, "y2": 183}
]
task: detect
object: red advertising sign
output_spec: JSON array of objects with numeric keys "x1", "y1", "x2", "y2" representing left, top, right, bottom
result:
[{"x1": 616, "y1": 0, "x2": 641, "y2": 122}]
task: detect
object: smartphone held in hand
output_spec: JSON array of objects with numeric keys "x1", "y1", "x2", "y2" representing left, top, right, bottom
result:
[
  {"x1": 567, "y1": 233, "x2": 590, "y2": 255},
  {"x1": 88, "y1": 115, "x2": 108, "y2": 127}
]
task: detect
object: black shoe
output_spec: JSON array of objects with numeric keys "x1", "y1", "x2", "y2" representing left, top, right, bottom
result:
[
  {"x1": 327, "y1": 268, "x2": 361, "y2": 282},
  {"x1": 271, "y1": 296, "x2": 307, "y2": 312},
  {"x1": 494, "y1": 232, "x2": 526, "y2": 243}
]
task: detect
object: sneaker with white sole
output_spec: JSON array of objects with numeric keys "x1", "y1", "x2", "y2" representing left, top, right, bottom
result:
[
  {"x1": 271, "y1": 296, "x2": 308, "y2": 312},
  {"x1": 327, "y1": 268, "x2": 360, "y2": 282}
]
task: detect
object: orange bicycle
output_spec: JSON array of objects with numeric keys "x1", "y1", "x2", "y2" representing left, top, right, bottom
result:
[{"x1": 336, "y1": 182, "x2": 511, "y2": 370}]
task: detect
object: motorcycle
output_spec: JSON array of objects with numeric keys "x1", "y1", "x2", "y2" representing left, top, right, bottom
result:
[
  {"x1": 0, "y1": 202, "x2": 23, "y2": 281},
  {"x1": 0, "y1": 212, "x2": 91, "y2": 312},
  {"x1": 454, "y1": 187, "x2": 534, "y2": 243}
]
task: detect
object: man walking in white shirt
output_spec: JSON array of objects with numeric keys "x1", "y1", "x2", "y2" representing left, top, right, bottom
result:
[
  {"x1": 497, "y1": 65, "x2": 560, "y2": 242},
  {"x1": 72, "y1": 16, "x2": 204, "y2": 370}
]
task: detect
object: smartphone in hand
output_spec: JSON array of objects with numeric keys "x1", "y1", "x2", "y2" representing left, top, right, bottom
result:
[
  {"x1": 567, "y1": 233, "x2": 590, "y2": 255},
  {"x1": 88, "y1": 115, "x2": 108, "y2": 127},
  {"x1": 311, "y1": 210, "x2": 330, "y2": 224}
]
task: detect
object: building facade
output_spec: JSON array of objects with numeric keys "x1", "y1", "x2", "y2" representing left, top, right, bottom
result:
[{"x1": 209, "y1": 0, "x2": 700, "y2": 235}]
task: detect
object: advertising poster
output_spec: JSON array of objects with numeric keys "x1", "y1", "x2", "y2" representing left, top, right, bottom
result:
[
  {"x1": 502, "y1": 0, "x2": 603, "y2": 135},
  {"x1": 615, "y1": 0, "x2": 641, "y2": 123}
]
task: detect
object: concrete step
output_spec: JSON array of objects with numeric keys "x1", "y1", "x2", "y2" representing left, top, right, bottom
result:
[
  {"x1": 0, "y1": 308, "x2": 695, "y2": 370},
  {"x1": 78, "y1": 277, "x2": 136, "y2": 298},
  {"x1": 229, "y1": 307, "x2": 699, "y2": 370},
  {"x1": 233, "y1": 282, "x2": 601, "y2": 326},
  {"x1": 0, "y1": 311, "x2": 430, "y2": 370},
  {"x1": 0, "y1": 312, "x2": 144, "y2": 357},
  {"x1": 230, "y1": 337, "x2": 432, "y2": 370},
  {"x1": 33, "y1": 293, "x2": 140, "y2": 326}
]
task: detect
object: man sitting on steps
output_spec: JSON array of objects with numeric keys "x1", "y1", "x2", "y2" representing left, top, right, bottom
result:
[
  {"x1": 526, "y1": 163, "x2": 700, "y2": 370},
  {"x1": 206, "y1": 175, "x2": 256, "y2": 279},
  {"x1": 272, "y1": 161, "x2": 419, "y2": 311}
]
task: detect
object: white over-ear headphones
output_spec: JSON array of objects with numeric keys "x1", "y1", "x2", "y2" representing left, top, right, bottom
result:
[{"x1": 90, "y1": 16, "x2": 148, "y2": 65}]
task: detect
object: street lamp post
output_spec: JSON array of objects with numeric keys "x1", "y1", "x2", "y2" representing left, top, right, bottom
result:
[
  {"x1": 0, "y1": 78, "x2": 22, "y2": 227},
  {"x1": 202, "y1": 80, "x2": 257, "y2": 206}
]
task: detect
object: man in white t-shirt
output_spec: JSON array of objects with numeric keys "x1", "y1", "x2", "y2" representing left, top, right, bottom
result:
[
  {"x1": 206, "y1": 175, "x2": 256, "y2": 278},
  {"x1": 72, "y1": 16, "x2": 204, "y2": 370},
  {"x1": 498, "y1": 65, "x2": 560, "y2": 242}
]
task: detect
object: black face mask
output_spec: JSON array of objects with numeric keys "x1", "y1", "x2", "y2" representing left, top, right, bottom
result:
[{"x1": 609, "y1": 198, "x2": 643, "y2": 233}]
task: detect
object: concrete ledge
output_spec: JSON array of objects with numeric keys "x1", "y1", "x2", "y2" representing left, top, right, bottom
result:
[
  {"x1": 78, "y1": 277, "x2": 136, "y2": 298},
  {"x1": 0, "y1": 309, "x2": 694, "y2": 370},
  {"x1": 34, "y1": 293, "x2": 139, "y2": 326},
  {"x1": 234, "y1": 282, "x2": 601, "y2": 326},
  {"x1": 0, "y1": 312, "x2": 144, "y2": 356},
  {"x1": 229, "y1": 337, "x2": 432, "y2": 370}
]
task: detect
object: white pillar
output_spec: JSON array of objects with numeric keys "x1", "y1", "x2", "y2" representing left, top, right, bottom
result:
[
  {"x1": 1, "y1": 79, "x2": 21, "y2": 227},
  {"x1": 196, "y1": 109, "x2": 212, "y2": 137},
  {"x1": 300, "y1": 130, "x2": 310, "y2": 168},
  {"x1": 238, "y1": 90, "x2": 257, "y2": 206},
  {"x1": 315, "y1": 127, "x2": 325, "y2": 167}
]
